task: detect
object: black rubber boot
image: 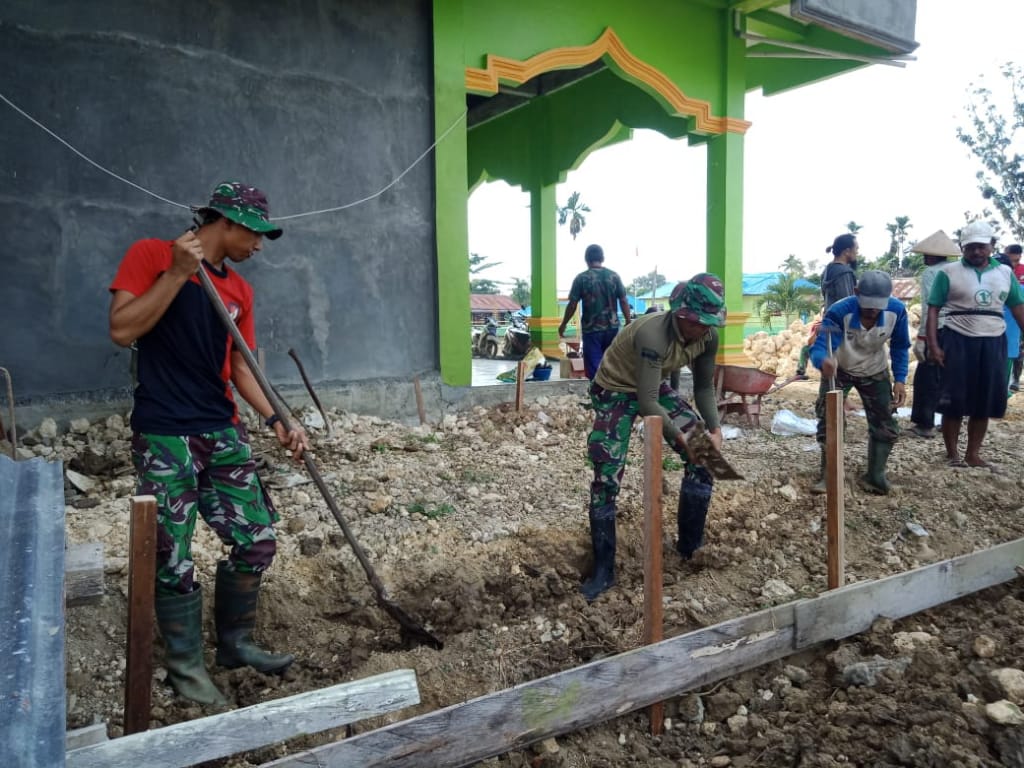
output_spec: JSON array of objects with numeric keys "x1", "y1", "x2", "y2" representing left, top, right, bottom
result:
[
  {"x1": 155, "y1": 586, "x2": 228, "y2": 706},
  {"x1": 580, "y1": 505, "x2": 616, "y2": 602},
  {"x1": 859, "y1": 439, "x2": 892, "y2": 495},
  {"x1": 810, "y1": 447, "x2": 827, "y2": 494},
  {"x1": 214, "y1": 562, "x2": 294, "y2": 674},
  {"x1": 677, "y1": 467, "x2": 714, "y2": 559}
]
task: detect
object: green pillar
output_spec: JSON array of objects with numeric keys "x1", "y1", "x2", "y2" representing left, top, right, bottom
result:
[
  {"x1": 705, "y1": 22, "x2": 750, "y2": 365},
  {"x1": 433, "y1": 2, "x2": 471, "y2": 385},
  {"x1": 529, "y1": 182, "x2": 561, "y2": 358}
]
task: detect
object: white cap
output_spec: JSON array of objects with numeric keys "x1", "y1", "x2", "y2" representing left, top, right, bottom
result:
[{"x1": 960, "y1": 221, "x2": 995, "y2": 246}]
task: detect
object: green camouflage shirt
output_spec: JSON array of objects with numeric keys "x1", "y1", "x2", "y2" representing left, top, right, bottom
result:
[{"x1": 569, "y1": 267, "x2": 627, "y2": 333}]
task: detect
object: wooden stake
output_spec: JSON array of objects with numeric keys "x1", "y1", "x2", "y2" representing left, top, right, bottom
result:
[
  {"x1": 514, "y1": 361, "x2": 526, "y2": 411},
  {"x1": 825, "y1": 390, "x2": 845, "y2": 590},
  {"x1": 124, "y1": 496, "x2": 157, "y2": 735},
  {"x1": 413, "y1": 376, "x2": 426, "y2": 425},
  {"x1": 641, "y1": 415, "x2": 664, "y2": 735}
]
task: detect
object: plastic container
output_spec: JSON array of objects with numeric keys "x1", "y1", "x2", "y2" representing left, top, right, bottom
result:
[{"x1": 531, "y1": 365, "x2": 552, "y2": 381}]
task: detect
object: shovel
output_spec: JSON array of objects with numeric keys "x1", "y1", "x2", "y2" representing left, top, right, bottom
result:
[
  {"x1": 194, "y1": 265, "x2": 443, "y2": 650},
  {"x1": 685, "y1": 426, "x2": 744, "y2": 480}
]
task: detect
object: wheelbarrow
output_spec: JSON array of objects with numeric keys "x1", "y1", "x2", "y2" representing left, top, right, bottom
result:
[{"x1": 714, "y1": 365, "x2": 798, "y2": 428}]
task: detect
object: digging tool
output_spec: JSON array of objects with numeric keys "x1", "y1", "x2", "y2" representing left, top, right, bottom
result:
[
  {"x1": 193, "y1": 264, "x2": 443, "y2": 650},
  {"x1": 684, "y1": 426, "x2": 743, "y2": 480},
  {"x1": 287, "y1": 348, "x2": 334, "y2": 439}
]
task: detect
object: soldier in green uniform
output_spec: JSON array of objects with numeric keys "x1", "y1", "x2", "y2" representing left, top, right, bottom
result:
[{"x1": 581, "y1": 274, "x2": 725, "y2": 601}]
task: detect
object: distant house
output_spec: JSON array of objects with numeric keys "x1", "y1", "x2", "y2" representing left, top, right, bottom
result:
[{"x1": 471, "y1": 294, "x2": 522, "y2": 324}]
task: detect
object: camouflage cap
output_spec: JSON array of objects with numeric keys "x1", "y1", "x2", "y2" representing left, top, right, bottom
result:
[
  {"x1": 197, "y1": 181, "x2": 283, "y2": 240},
  {"x1": 669, "y1": 273, "x2": 726, "y2": 327}
]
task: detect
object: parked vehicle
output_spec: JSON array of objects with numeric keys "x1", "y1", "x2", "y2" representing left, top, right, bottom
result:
[
  {"x1": 472, "y1": 317, "x2": 499, "y2": 358},
  {"x1": 502, "y1": 313, "x2": 532, "y2": 359}
]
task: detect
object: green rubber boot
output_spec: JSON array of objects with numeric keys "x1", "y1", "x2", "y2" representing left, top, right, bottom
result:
[
  {"x1": 214, "y1": 562, "x2": 294, "y2": 674},
  {"x1": 810, "y1": 447, "x2": 827, "y2": 494},
  {"x1": 859, "y1": 438, "x2": 892, "y2": 495},
  {"x1": 580, "y1": 505, "x2": 616, "y2": 602},
  {"x1": 154, "y1": 586, "x2": 228, "y2": 706}
]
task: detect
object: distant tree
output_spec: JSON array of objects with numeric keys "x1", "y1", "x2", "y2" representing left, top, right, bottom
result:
[
  {"x1": 754, "y1": 273, "x2": 819, "y2": 331},
  {"x1": 628, "y1": 270, "x2": 668, "y2": 297},
  {"x1": 557, "y1": 191, "x2": 591, "y2": 240},
  {"x1": 509, "y1": 277, "x2": 531, "y2": 307},
  {"x1": 957, "y1": 63, "x2": 1024, "y2": 242},
  {"x1": 469, "y1": 252, "x2": 502, "y2": 294},
  {"x1": 878, "y1": 216, "x2": 913, "y2": 275},
  {"x1": 846, "y1": 221, "x2": 864, "y2": 234},
  {"x1": 805, "y1": 258, "x2": 822, "y2": 287},
  {"x1": 779, "y1": 254, "x2": 804, "y2": 276}
]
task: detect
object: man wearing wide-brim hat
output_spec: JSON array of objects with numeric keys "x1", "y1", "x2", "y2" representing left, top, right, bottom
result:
[
  {"x1": 926, "y1": 220, "x2": 1024, "y2": 469},
  {"x1": 907, "y1": 230, "x2": 961, "y2": 439}
]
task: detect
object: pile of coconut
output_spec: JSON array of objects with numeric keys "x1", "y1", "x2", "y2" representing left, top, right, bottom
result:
[{"x1": 742, "y1": 302, "x2": 924, "y2": 378}]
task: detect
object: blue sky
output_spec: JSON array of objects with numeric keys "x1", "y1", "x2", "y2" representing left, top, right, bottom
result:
[{"x1": 468, "y1": 0, "x2": 1024, "y2": 294}]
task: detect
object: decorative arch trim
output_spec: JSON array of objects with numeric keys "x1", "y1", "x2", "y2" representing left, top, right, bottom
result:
[{"x1": 465, "y1": 27, "x2": 751, "y2": 135}]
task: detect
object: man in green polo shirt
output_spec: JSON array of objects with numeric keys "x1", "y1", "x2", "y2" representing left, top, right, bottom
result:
[{"x1": 580, "y1": 274, "x2": 725, "y2": 601}]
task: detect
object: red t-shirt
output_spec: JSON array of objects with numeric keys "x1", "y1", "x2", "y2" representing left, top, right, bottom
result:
[
  {"x1": 1014, "y1": 263, "x2": 1024, "y2": 286},
  {"x1": 110, "y1": 239, "x2": 256, "y2": 434}
]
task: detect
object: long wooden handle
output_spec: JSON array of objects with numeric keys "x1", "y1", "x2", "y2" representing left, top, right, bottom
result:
[{"x1": 194, "y1": 265, "x2": 385, "y2": 591}]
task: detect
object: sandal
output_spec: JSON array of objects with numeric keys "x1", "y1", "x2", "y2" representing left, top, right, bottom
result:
[{"x1": 947, "y1": 458, "x2": 967, "y2": 468}]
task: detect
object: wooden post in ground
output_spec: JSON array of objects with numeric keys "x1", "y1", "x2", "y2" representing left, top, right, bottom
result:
[
  {"x1": 825, "y1": 390, "x2": 845, "y2": 590},
  {"x1": 124, "y1": 495, "x2": 157, "y2": 735},
  {"x1": 641, "y1": 415, "x2": 664, "y2": 735},
  {"x1": 514, "y1": 361, "x2": 526, "y2": 411},
  {"x1": 413, "y1": 376, "x2": 426, "y2": 425}
]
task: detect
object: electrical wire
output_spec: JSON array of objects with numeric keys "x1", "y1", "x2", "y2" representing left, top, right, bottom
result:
[{"x1": 0, "y1": 88, "x2": 466, "y2": 221}]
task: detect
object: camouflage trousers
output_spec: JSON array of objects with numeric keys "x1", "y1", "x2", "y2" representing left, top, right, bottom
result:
[
  {"x1": 814, "y1": 370, "x2": 898, "y2": 444},
  {"x1": 131, "y1": 427, "x2": 279, "y2": 596},
  {"x1": 588, "y1": 382, "x2": 704, "y2": 509}
]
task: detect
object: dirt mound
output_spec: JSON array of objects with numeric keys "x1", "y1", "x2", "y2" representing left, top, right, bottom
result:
[{"x1": 49, "y1": 383, "x2": 1024, "y2": 766}]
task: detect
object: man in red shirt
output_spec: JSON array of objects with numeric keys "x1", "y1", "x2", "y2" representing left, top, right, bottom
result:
[{"x1": 109, "y1": 182, "x2": 308, "y2": 705}]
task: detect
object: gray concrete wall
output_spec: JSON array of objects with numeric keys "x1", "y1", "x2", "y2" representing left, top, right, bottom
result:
[{"x1": 0, "y1": 0, "x2": 437, "y2": 418}]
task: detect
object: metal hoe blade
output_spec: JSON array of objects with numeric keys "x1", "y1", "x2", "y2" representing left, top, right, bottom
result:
[{"x1": 687, "y1": 428, "x2": 744, "y2": 480}]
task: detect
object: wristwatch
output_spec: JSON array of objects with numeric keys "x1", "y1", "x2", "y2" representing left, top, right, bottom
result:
[{"x1": 265, "y1": 414, "x2": 281, "y2": 428}]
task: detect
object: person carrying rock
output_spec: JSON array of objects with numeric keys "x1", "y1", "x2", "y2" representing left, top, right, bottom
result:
[
  {"x1": 581, "y1": 274, "x2": 725, "y2": 601},
  {"x1": 108, "y1": 182, "x2": 309, "y2": 705},
  {"x1": 809, "y1": 270, "x2": 910, "y2": 495}
]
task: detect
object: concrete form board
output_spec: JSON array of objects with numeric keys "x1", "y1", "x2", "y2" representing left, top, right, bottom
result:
[{"x1": 0, "y1": 456, "x2": 66, "y2": 768}]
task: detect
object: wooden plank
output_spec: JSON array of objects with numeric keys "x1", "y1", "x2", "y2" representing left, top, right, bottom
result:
[
  {"x1": 514, "y1": 361, "x2": 526, "y2": 411},
  {"x1": 124, "y1": 496, "x2": 157, "y2": 735},
  {"x1": 66, "y1": 541, "x2": 104, "y2": 607},
  {"x1": 0, "y1": 456, "x2": 66, "y2": 768},
  {"x1": 825, "y1": 390, "x2": 844, "y2": 589},
  {"x1": 66, "y1": 669, "x2": 420, "y2": 768},
  {"x1": 413, "y1": 376, "x2": 427, "y2": 425},
  {"x1": 66, "y1": 723, "x2": 108, "y2": 751},
  {"x1": 260, "y1": 606, "x2": 796, "y2": 768},
  {"x1": 795, "y1": 537, "x2": 1024, "y2": 648},
  {"x1": 641, "y1": 416, "x2": 664, "y2": 736}
]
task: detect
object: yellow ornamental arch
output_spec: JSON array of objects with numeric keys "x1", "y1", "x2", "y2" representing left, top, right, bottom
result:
[{"x1": 465, "y1": 27, "x2": 750, "y2": 136}]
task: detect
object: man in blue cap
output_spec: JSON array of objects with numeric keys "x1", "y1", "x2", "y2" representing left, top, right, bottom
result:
[{"x1": 810, "y1": 269, "x2": 911, "y2": 495}]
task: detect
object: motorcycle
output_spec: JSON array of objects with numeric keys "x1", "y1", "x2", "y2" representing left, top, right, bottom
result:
[
  {"x1": 502, "y1": 313, "x2": 532, "y2": 359},
  {"x1": 472, "y1": 317, "x2": 500, "y2": 358}
]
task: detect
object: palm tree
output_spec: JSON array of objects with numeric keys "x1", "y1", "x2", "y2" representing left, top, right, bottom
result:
[
  {"x1": 846, "y1": 221, "x2": 864, "y2": 234},
  {"x1": 469, "y1": 252, "x2": 502, "y2": 294},
  {"x1": 557, "y1": 191, "x2": 591, "y2": 240},
  {"x1": 509, "y1": 277, "x2": 531, "y2": 307},
  {"x1": 754, "y1": 273, "x2": 819, "y2": 331},
  {"x1": 779, "y1": 254, "x2": 804, "y2": 276}
]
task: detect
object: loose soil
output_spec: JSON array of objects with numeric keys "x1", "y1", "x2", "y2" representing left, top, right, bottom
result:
[{"x1": 45, "y1": 375, "x2": 1024, "y2": 767}]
